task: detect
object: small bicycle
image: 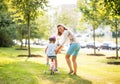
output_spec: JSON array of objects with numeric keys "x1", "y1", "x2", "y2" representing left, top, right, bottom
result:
[
  {"x1": 44, "y1": 56, "x2": 57, "y2": 75},
  {"x1": 50, "y1": 57, "x2": 55, "y2": 75}
]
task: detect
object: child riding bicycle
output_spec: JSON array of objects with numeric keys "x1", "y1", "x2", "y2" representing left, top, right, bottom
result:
[{"x1": 45, "y1": 36, "x2": 58, "y2": 74}]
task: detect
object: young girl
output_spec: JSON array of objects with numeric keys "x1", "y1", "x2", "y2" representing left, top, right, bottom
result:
[{"x1": 45, "y1": 36, "x2": 58, "y2": 71}]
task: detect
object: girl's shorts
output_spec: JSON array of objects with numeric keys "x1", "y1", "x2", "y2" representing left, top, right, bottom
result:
[{"x1": 48, "y1": 56, "x2": 56, "y2": 59}]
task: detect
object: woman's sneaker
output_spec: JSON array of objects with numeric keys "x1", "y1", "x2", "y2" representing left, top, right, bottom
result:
[{"x1": 68, "y1": 71, "x2": 73, "y2": 74}]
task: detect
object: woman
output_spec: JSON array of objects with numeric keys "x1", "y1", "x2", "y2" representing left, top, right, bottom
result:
[{"x1": 56, "y1": 24, "x2": 80, "y2": 75}]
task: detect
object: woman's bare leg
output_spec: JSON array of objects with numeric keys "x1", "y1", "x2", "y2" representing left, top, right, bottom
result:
[
  {"x1": 65, "y1": 54, "x2": 73, "y2": 73},
  {"x1": 72, "y1": 56, "x2": 77, "y2": 75}
]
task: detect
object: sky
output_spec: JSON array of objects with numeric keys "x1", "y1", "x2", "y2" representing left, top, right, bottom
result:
[{"x1": 49, "y1": 0, "x2": 77, "y2": 7}]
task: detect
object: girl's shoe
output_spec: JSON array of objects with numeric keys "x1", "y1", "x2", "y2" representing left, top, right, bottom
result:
[
  {"x1": 46, "y1": 62, "x2": 49, "y2": 65},
  {"x1": 54, "y1": 68, "x2": 58, "y2": 71}
]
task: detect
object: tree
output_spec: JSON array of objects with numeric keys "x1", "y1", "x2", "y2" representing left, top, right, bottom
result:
[
  {"x1": 11, "y1": 0, "x2": 48, "y2": 57},
  {"x1": 104, "y1": 0, "x2": 120, "y2": 59},
  {"x1": 77, "y1": 0, "x2": 103, "y2": 54}
]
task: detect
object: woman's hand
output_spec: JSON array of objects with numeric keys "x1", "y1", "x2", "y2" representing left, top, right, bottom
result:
[
  {"x1": 56, "y1": 45, "x2": 62, "y2": 54},
  {"x1": 56, "y1": 48, "x2": 60, "y2": 54}
]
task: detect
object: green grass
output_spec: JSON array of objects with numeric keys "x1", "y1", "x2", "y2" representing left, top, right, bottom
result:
[
  {"x1": 0, "y1": 47, "x2": 120, "y2": 84},
  {"x1": 0, "y1": 61, "x2": 92, "y2": 84}
]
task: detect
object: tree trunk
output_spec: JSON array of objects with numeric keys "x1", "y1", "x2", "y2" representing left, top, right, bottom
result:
[
  {"x1": 20, "y1": 27, "x2": 23, "y2": 49},
  {"x1": 28, "y1": 14, "x2": 31, "y2": 57},
  {"x1": 25, "y1": 37, "x2": 27, "y2": 47},
  {"x1": 115, "y1": 19, "x2": 118, "y2": 59},
  {"x1": 93, "y1": 26, "x2": 96, "y2": 54}
]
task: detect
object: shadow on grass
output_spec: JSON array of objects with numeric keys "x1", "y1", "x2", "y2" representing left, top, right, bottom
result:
[
  {"x1": 107, "y1": 62, "x2": 120, "y2": 65},
  {"x1": 41, "y1": 73, "x2": 92, "y2": 84},
  {"x1": 106, "y1": 57, "x2": 120, "y2": 59},
  {"x1": 87, "y1": 53, "x2": 105, "y2": 56},
  {"x1": 16, "y1": 48, "x2": 27, "y2": 50},
  {"x1": 106, "y1": 57, "x2": 120, "y2": 65},
  {"x1": 0, "y1": 61, "x2": 92, "y2": 84},
  {"x1": 18, "y1": 55, "x2": 43, "y2": 62},
  {"x1": 18, "y1": 54, "x2": 43, "y2": 57}
]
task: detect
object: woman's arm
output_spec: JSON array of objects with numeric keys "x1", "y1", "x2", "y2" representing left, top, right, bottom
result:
[
  {"x1": 56, "y1": 45, "x2": 63, "y2": 54},
  {"x1": 60, "y1": 30, "x2": 69, "y2": 46},
  {"x1": 56, "y1": 31, "x2": 70, "y2": 54}
]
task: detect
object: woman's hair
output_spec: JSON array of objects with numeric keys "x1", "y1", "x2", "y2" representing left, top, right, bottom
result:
[{"x1": 57, "y1": 24, "x2": 67, "y2": 36}]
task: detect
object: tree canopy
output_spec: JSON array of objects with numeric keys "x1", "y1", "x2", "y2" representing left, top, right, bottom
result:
[{"x1": 0, "y1": 0, "x2": 16, "y2": 47}]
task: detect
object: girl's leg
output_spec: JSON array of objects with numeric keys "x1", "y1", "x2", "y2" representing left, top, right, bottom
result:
[
  {"x1": 54, "y1": 58, "x2": 57, "y2": 69},
  {"x1": 65, "y1": 54, "x2": 73, "y2": 73},
  {"x1": 47, "y1": 56, "x2": 49, "y2": 65},
  {"x1": 72, "y1": 56, "x2": 77, "y2": 75}
]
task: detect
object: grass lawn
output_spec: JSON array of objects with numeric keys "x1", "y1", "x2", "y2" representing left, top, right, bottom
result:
[{"x1": 0, "y1": 46, "x2": 120, "y2": 84}]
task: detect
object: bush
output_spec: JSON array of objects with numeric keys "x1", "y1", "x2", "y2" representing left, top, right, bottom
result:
[{"x1": 0, "y1": 32, "x2": 14, "y2": 47}]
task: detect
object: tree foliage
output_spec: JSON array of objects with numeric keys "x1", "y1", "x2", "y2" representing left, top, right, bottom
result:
[
  {"x1": 0, "y1": 0, "x2": 16, "y2": 47},
  {"x1": 77, "y1": 0, "x2": 105, "y2": 28},
  {"x1": 103, "y1": 0, "x2": 120, "y2": 31},
  {"x1": 11, "y1": 0, "x2": 48, "y2": 21},
  {"x1": 104, "y1": 0, "x2": 120, "y2": 17}
]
